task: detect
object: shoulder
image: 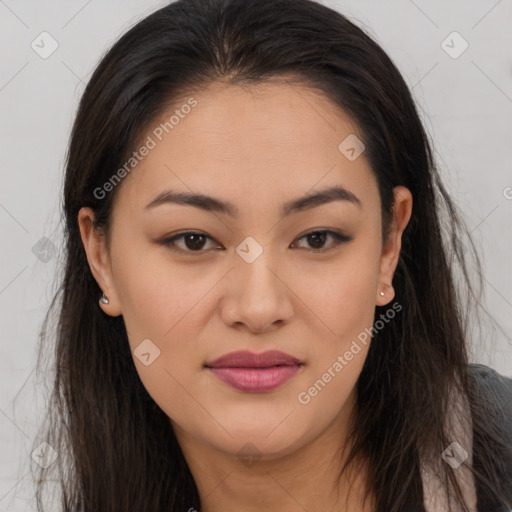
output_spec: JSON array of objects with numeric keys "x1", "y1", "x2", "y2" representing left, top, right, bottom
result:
[
  {"x1": 468, "y1": 363, "x2": 512, "y2": 442},
  {"x1": 468, "y1": 363, "x2": 512, "y2": 412},
  {"x1": 467, "y1": 364, "x2": 512, "y2": 510}
]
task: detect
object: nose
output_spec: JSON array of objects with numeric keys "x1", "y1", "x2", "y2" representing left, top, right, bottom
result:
[{"x1": 219, "y1": 248, "x2": 294, "y2": 334}]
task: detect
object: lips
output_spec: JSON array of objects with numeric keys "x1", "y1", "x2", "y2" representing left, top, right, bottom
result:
[
  {"x1": 204, "y1": 350, "x2": 303, "y2": 369},
  {"x1": 204, "y1": 350, "x2": 304, "y2": 392}
]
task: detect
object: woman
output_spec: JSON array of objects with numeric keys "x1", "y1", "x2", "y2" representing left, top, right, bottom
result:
[{"x1": 32, "y1": 0, "x2": 512, "y2": 510}]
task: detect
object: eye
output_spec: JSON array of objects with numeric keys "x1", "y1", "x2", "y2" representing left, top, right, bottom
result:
[
  {"x1": 291, "y1": 230, "x2": 353, "y2": 253},
  {"x1": 158, "y1": 229, "x2": 353, "y2": 255},
  {"x1": 158, "y1": 231, "x2": 221, "y2": 255}
]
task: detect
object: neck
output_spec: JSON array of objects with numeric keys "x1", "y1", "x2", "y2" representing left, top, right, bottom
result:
[{"x1": 172, "y1": 391, "x2": 376, "y2": 512}]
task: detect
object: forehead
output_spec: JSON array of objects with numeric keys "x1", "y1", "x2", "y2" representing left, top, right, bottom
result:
[{"x1": 115, "y1": 80, "x2": 377, "y2": 213}]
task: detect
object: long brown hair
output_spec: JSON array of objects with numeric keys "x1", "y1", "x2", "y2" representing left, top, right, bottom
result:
[{"x1": 31, "y1": 0, "x2": 511, "y2": 510}]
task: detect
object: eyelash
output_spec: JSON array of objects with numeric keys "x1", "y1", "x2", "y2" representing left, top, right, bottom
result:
[{"x1": 158, "y1": 230, "x2": 353, "y2": 256}]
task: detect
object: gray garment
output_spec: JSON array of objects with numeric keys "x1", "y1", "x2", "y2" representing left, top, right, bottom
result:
[
  {"x1": 404, "y1": 364, "x2": 512, "y2": 512},
  {"x1": 469, "y1": 364, "x2": 512, "y2": 512}
]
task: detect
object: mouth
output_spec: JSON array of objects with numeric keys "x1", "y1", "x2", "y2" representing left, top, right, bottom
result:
[{"x1": 204, "y1": 350, "x2": 304, "y2": 392}]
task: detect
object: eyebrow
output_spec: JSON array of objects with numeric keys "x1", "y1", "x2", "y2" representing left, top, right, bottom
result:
[{"x1": 144, "y1": 185, "x2": 362, "y2": 217}]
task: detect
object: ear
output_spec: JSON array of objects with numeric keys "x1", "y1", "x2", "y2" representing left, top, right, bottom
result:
[
  {"x1": 376, "y1": 185, "x2": 413, "y2": 306},
  {"x1": 78, "y1": 207, "x2": 122, "y2": 317}
]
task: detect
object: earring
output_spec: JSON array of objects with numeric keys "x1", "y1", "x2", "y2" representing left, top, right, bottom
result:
[
  {"x1": 380, "y1": 291, "x2": 384, "y2": 296},
  {"x1": 100, "y1": 293, "x2": 110, "y2": 305}
]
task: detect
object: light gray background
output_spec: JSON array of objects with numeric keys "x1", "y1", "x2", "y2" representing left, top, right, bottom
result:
[{"x1": 1, "y1": 1, "x2": 511, "y2": 510}]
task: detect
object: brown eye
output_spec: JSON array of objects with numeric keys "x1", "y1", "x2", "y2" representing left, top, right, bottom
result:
[
  {"x1": 159, "y1": 232, "x2": 221, "y2": 255},
  {"x1": 291, "y1": 230, "x2": 352, "y2": 252},
  {"x1": 181, "y1": 233, "x2": 208, "y2": 251},
  {"x1": 159, "y1": 229, "x2": 352, "y2": 256}
]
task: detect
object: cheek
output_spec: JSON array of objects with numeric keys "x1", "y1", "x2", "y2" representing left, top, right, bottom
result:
[
  {"x1": 294, "y1": 241, "x2": 381, "y2": 340},
  {"x1": 111, "y1": 248, "x2": 209, "y2": 422},
  {"x1": 112, "y1": 241, "x2": 210, "y2": 341},
  {"x1": 290, "y1": 238, "x2": 381, "y2": 411},
  {"x1": 293, "y1": 266, "x2": 376, "y2": 423}
]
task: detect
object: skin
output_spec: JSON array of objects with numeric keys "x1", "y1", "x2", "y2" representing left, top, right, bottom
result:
[{"x1": 78, "y1": 79, "x2": 412, "y2": 512}]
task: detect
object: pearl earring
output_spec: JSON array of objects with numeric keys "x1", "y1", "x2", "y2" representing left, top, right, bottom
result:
[
  {"x1": 380, "y1": 291, "x2": 384, "y2": 296},
  {"x1": 100, "y1": 293, "x2": 110, "y2": 305}
]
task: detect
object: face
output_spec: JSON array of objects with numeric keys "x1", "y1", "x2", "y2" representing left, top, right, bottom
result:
[{"x1": 79, "y1": 79, "x2": 412, "y2": 463}]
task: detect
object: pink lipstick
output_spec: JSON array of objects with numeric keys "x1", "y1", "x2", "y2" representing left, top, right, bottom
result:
[{"x1": 204, "y1": 350, "x2": 303, "y2": 392}]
